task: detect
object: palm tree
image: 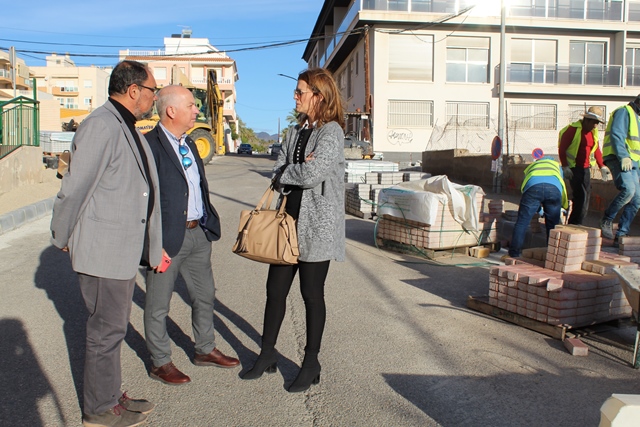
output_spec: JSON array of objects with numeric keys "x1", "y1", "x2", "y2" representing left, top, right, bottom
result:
[{"x1": 281, "y1": 109, "x2": 299, "y2": 142}]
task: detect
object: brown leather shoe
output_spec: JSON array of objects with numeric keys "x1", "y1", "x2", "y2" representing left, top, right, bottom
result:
[
  {"x1": 193, "y1": 348, "x2": 240, "y2": 368},
  {"x1": 149, "y1": 362, "x2": 191, "y2": 385}
]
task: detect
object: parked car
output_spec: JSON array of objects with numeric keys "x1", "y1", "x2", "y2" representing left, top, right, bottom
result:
[
  {"x1": 238, "y1": 143, "x2": 253, "y2": 155},
  {"x1": 271, "y1": 143, "x2": 282, "y2": 157}
]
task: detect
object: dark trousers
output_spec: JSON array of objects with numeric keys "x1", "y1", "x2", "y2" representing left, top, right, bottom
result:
[
  {"x1": 78, "y1": 273, "x2": 136, "y2": 415},
  {"x1": 568, "y1": 167, "x2": 590, "y2": 225},
  {"x1": 260, "y1": 261, "x2": 330, "y2": 355},
  {"x1": 509, "y1": 183, "x2": 562, "y2": 257}
]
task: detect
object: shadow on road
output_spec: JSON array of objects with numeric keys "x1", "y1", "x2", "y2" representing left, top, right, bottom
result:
[
  {"x1": 0, "y1": 318, "x2": 65, "y2": 426},
  {"x1": 382, "y1": 371, "x2": 638, "y2": 426},
  {"x1": 34, "y1": 245, "x2": 85, "y2": 411}
]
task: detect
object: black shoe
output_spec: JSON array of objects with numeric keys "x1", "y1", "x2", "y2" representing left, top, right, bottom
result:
[
  {"x1": 240, "y1": 352, "x2": 277, "y2": 380},
  {"x1": 288, "y1": 353, "x2": 321, "y2": 393},
  {"x1": 288, "y1": 364, "x2": 321, "y2": 393}
]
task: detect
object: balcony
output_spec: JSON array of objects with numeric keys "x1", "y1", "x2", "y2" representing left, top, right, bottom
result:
[
  {"x1": 362, "y1": 0, "x2": 476, "y2": 13},
  {"x1": 509, "y1": 1, "x2": 624, "y2": 21},
  {"x1": 504, "y1": 63, "x2": 623, "y2": 86},
  {"x1": 52, "y1": 86, "x2": 79, "y2": 96}
]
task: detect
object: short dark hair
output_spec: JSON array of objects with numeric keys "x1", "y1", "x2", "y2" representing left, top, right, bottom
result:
[{"x1": 108, "y1": 60, "x2": 150, "y2": 96}]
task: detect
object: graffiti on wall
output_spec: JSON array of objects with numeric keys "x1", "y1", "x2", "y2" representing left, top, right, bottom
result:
[{"x1": 387, "y1": 129, "x2": 413, "y2": 146}]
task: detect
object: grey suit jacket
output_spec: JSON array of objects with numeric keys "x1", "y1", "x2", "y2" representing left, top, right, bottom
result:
[{"x1": 50, "y1": 101, "x2": 162, "y2": 280}]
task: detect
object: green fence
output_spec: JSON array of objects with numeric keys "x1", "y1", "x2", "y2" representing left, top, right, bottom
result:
[{"x1": 0, "y1": 96, "x2": 40, "y2": 160}]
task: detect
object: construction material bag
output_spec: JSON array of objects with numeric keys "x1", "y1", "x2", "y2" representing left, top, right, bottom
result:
[{"x1": 232, "y1": 186, "x2": 299, "y2": 265}]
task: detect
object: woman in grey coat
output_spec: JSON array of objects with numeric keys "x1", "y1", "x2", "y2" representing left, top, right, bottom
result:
[{"x1": 241, "y1": 68, "x2": 345, "y2": 392}]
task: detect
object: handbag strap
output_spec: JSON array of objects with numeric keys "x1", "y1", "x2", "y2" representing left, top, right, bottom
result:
[{"x1": 254, "y1": 186, "x2": 288, "y2": 214}]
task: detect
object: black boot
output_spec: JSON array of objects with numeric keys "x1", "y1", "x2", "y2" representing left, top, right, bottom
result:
[
  {"x1": 288, "y1": 353, "x2": 321, "y2": 393},
  {"x1": 240, "y1": 351, "x2": 277, "y2": 380}
]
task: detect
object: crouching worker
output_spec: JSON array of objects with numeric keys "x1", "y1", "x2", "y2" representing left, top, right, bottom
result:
[{"x1": 508, "y1": 157, "x2": 568, "y2": 258}]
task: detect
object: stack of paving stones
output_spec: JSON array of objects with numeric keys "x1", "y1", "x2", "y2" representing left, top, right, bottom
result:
[
  {"x1": 484, "y1": 199, "x2": 504, "y2": 224},
  {"x1": 618, "y1": 236, "x2": 640, "y2": 264},
  {"x1": 490, "y1": 225, "x2": 635, "y2": 327},
  {"x1": 345, "y1": 171, "x2": 431, "y2": 219},
  {"x1": 376, "y1": 191, "x2": 498, "y2": 249}
]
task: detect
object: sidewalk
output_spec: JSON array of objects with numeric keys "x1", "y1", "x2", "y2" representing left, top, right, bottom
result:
[{"x1": 0, "y1": 168, "x2": 59, "y2": 235}]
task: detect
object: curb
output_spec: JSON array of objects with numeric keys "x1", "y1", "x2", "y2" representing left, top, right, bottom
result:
[{"x1": 0, "y1": 197, "x2": 55, "y2": 236}]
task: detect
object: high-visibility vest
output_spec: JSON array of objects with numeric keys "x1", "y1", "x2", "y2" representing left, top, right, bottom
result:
[
  {"x1": 558, "y1": 120, "x2": 599, "y2": 168},
  {"x1": 602, "y1": 105, "x2": 640, "y2": 162},
  {"x1": 521, "y1": 159, "x2": 568, "y2": 209}
]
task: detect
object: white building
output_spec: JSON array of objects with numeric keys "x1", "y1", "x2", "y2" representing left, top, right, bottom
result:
[
  {"x1": 31, "y1": 54, "x2": 111, "y2": 114},
  {"x1": 304, "y1": 0, "x2": 640, "y2": 161}
]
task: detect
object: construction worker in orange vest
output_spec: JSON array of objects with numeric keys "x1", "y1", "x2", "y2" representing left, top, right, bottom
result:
[{"x1": 558, "y1": 106, "x2": 612, "y2": 225}]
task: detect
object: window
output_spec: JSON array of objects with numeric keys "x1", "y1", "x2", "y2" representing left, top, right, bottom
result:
[
  {"x1": 626, "y1": 45, "x2": 640, "y2": 86},
  {"x1": 569, "y1": 103, "x2": 606, "y2": 130},
  {"x1": 569, "y1": 41, "x2": 605, "y2": 85},
  {"x1": 84, "y1": 97, "x2": 92, "y2": 106},
  {"x1": 355, "y1": 52, "x2": 359, "y2": 76},
  {"x1": 347, "y1": 60, "x2": 353, "y2": 98},
  {"x1": 509, "y1": 38, "x2": 557, "y2": 83},
  {"x1": 154, "y1": 67, "x2": 167, "y2": 80},
  {"x1": 388, "y1": 33, "x2": 433, "y2": 81},
  {"x1": 446, "y1": 36, "x2": 490, "y2": 83},
  {"x1": 388, "y1": 100, "x2": 433, "y2": 127},
  {"x1": 511, "y1": 103, "x2": 557, "y2": 130},
  {"x1": 446, "y1": 102, "x2": 490, "y2": 128},
  {"x1": 83, "y1": 80, "x2": 92, "y2": 88}
]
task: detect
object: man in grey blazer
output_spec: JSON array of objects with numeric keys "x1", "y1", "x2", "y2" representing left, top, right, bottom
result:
[{"x1": 51, "y1": 60, "x2": 162, "y2": 427}]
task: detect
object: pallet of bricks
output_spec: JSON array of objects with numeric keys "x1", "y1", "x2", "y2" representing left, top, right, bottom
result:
[
  {"x1": 486, "y1": 225, "x2": 635, "y2": 329},
  {"x1": 345, "y1": 170, "x2": 430, "y2": 219},
  {"x1": 376, "y1": 190, "x2": 498, "y2": 252}
]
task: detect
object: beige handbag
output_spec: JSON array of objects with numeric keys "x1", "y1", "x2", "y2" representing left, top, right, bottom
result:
[{"x1": 232, "y1": 186, "x2": 299, "y2": 265}]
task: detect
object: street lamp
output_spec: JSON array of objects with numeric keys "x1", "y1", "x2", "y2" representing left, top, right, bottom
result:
[{"x1": 277, "y1": 73, "x2": 297, "y2": 81}]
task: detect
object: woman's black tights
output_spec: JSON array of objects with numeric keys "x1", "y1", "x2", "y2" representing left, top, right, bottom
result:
[{"x1": 260, "y1": 260, "x2": 330, "y2": 355}]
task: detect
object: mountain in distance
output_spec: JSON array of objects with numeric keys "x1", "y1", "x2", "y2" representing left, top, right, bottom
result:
[{"x1": 256, "y1": 132, "x2": 279, "y2": 142}]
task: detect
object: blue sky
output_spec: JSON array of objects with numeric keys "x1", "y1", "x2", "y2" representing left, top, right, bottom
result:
[{"x1": 0, "y1": 0, "x2": 326, "y2": 135}]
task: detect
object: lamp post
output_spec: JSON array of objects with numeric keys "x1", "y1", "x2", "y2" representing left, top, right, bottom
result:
[{"x1": 277, "y1": 73, "x2": 297, "y2": 81}]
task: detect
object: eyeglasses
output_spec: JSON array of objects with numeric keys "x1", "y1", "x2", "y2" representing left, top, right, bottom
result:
[
  {"x1": 179, "y1": 143, "x2": 193, "y2": 170},
  {"x1": 293, "y1": 89, "x2": 313, "y2": 98},
  {"x1": 137, "y1": 84, "x2": 160, "y2": 94}
]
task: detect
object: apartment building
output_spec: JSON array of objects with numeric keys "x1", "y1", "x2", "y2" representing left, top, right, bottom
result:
[
  {"x1": 0, "y1": 50, "x2": 32, "y2": 97},
  {"x1": 120, "y1": 30, "x2": 239, "y2": 145},
  {"x1": 304, "y1": 0, "x2": 640, "y2": 161},
  {"x1": 30, "y1": 54, "x2": 111, "y2": 115}
]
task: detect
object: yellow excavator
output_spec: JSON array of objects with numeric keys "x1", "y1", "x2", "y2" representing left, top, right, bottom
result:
[{"x1": 136, "y1": 66, "x2": 225, "y2": 164}]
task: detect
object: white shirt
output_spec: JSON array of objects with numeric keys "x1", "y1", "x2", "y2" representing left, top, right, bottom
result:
[{"x1": 159, "y1": 123, "x2": 204, "y2": 221}]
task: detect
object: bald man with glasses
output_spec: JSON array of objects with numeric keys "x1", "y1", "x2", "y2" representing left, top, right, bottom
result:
[{"x1": 143, "y1": 85, "x2": 239, "y2": 386}]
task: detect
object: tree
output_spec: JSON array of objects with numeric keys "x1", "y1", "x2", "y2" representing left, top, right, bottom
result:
[
  {"x1": 229, "y1": 122, "x2": 239, "y2": 141},
  {"x1": 238, "y1": 117, "x2": 259, "y2": 145},
  {"x1": 281, "y1": 109, "x2": 299, "y2": 143}
]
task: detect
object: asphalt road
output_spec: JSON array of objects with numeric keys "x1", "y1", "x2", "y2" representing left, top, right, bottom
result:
[{"x1": 1, "y1": 154, "x2": 639, "y2": 427}]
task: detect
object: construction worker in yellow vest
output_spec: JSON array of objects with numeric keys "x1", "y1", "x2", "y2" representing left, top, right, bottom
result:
[
  {"x1": 600, "y1": 97, "x2": 640, "y2": 246},
  {"x1": 508, "y1": 157, "x2": 568, "y2": 258},
  {"x1": 558, "y1": 106, "x2": 611, "y2": 225}
]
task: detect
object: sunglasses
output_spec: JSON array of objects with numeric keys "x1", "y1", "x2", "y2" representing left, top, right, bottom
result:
[
  {"x1": 293, "y1": 88, "x2": 313, "y2": 97},
  {"x1": 179, "y1": 143, "x2": 193, "y2": 170}
]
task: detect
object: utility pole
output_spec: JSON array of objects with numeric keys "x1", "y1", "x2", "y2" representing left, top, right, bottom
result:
[
  {"x1": 495, "y1": 0, "x2": 506, "y2": 193},
  {"x1": 10, "y1": 46, "x2": 17, "y2": 98},
  {"x1": 363, "y1": 26, "x2": 372, "y2": 144}
]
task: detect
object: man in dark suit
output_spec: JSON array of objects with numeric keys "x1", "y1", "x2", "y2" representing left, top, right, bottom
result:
[
  {"x1": 51, "y1": 60, "x2": 161, "y2": 427},
  {"x1": 144, "y1": 85, "x2": 239, "y2": 385}
]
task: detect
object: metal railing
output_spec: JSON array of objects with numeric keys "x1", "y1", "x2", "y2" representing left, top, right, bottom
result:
[
  {"x1": 0, "y1": 96, "x2": 40, "y2": 160},
  {"x1": 504, "y1": 63, "x2": 623, "y2": 86}
]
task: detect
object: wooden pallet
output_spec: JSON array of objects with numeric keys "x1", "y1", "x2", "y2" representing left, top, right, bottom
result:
[
  {"x1": 377, "y1": 238, "x2": 496, "y2": 260},
  {"x1": 467, "y1": 295, "x2": 638, "y2": 342}
]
